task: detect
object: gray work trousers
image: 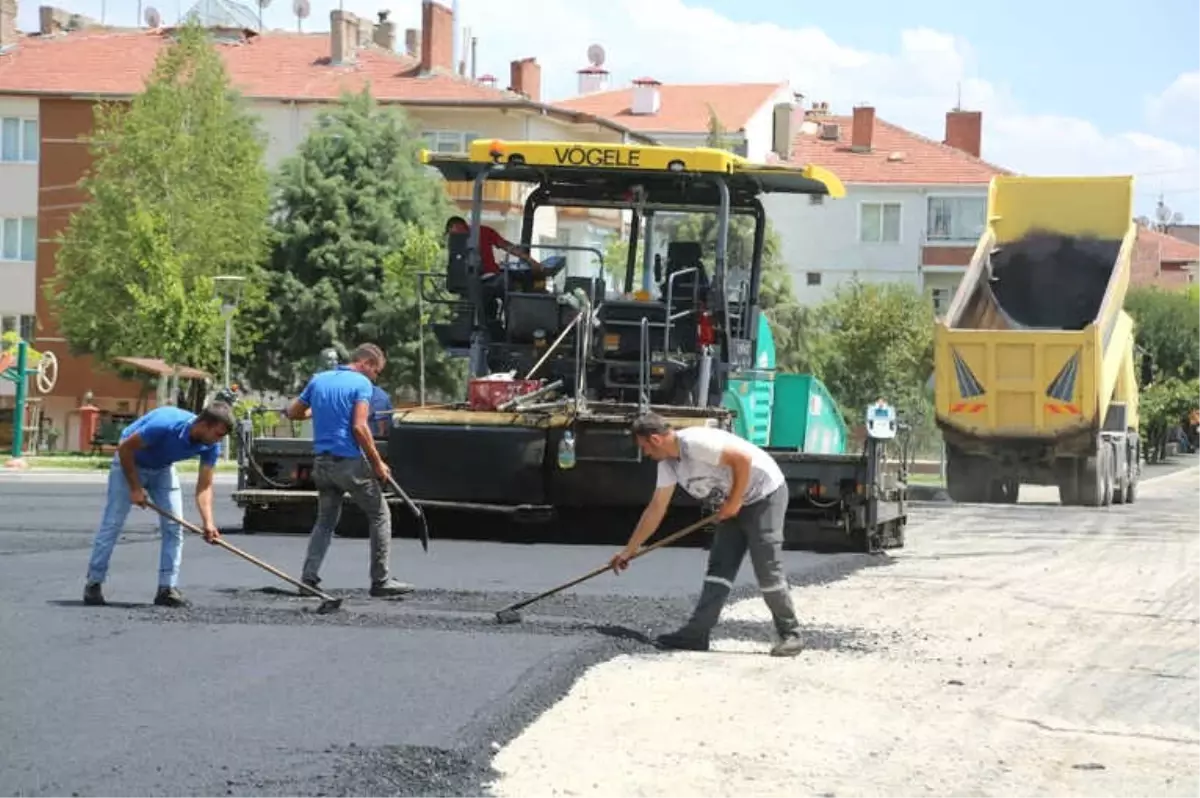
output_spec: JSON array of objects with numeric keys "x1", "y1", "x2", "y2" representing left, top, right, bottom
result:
[
  {"x1": 302, "y1": 455, "x2": 392, "y2": 586},
  {"x1": 684, "y1": 485, "x2": 801, "y2": 638}
]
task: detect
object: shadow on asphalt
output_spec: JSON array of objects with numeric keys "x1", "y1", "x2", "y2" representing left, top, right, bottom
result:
[{"x1": 46, "y1": 599, "x2": 152, "y2": 609}]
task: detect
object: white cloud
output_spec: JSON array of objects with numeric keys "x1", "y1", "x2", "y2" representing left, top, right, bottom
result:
[
  {"x1": 383, "y1": 0, "x2": 1200, "y2": 218},
  {"x1": 20, "y1": 0, "x2": 1197, "y2": 218}
]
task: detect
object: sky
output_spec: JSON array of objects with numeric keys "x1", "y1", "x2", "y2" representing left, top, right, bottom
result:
[{"x1": 17, "y1": 0, "x2": 1200, "y2": 220}]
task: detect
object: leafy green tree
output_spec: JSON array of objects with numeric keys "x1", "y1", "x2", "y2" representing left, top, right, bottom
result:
[
  {"x1": 802, "y1": 280, "x2": 936, "y2": 423},
  {"x1": 1140, "y1": 376, "x2": 1200, "y2": 462},
  {"x1": 46, "y1": 20, "x2": 270, "y2": 376},
  {"x1": 1126, "y1": 284, "x2": 1199, "y2": 383},
  {"x1": 246, "y1": 89, "x2": 462, "y2": 397}
]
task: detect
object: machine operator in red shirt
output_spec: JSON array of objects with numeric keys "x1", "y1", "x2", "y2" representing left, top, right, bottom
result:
[{"x1": 445, "y1": 216, "x2": 546, "y2": 278}]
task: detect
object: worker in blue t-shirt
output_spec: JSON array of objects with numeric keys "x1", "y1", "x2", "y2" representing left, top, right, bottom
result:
[
  {"x1": 83, "y1": 401, "x2": 235, "y2": 608},
  {"x1": 286, "y1": 343, "x2": 412, "y2": 598},
  {"x1": 371, "y1": 385, "x2": 393, "y2": 437}
]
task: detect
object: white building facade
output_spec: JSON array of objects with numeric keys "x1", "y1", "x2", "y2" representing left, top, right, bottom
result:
[{"x1": 766, "y1": 184, "x2": 988, "y2": 312}]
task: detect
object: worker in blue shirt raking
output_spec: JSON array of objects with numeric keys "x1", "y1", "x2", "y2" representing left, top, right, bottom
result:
[
  {"x1": 286, "y1": 343, "x2": 412, "y2": 598},
  {"x1": 83, "y1": 401, "x2": 235, "y2": 608}
]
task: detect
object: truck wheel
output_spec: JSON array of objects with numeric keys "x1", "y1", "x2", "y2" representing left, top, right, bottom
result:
[
  {"x1": 1056, "y1": 459, "x2": 1079, "y2": 505},
  {"x1": 1111, "y1": 451, "x2": 1126, "y2": 505},
  {"x1": 1123, "y1": 438, "x2": 1140, "y2": 504},
  {"x1": 1078, "y1": 454, "x2": 1104, "y2": 507},
  {"x1": 945, "y1": 446, "x2": 984, "y2": 503},
  {"x1": 1100, "y1": 449, "x2": 1114, "y2": 507}
]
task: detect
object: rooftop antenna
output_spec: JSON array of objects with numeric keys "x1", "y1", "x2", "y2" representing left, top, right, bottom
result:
[
  {"x1": 144, "y1": 5, "x2": 162, "y2": 28},
  {"x1": 587, "y1": 43, "x2": 606, "y2": 68},
  {"x1": 292, "y1": 0, "x2": 310, "y2": 33},
  {"x1": 257, "y1": 0, "x2": 271, "y2": 31}
]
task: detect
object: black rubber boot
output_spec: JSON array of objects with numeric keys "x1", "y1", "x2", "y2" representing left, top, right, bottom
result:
[
  {"x1": 654, "y1": 628, "x2": 711, "y2": 652},
  {"x1": 83, "y1": 582, "x2": 105, "y2": 606},
  {"x1": 154, "y1": 586, "x2": 189, "y2": 608}
]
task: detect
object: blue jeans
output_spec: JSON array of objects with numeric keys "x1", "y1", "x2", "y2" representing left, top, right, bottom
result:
[{"x1": 86, "y1": 460, "x2": 185, "y2": 588}]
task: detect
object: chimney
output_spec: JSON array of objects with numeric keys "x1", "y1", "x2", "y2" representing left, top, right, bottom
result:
[
  {"x1": 478, "y1": 73, "x2": 496, "y2": 89},
  {"x1": 0, "y1": 0, "x2": 17, "y2": 49},
  {"x1": 404, "y1": 28, "x2": 420, "y2": 57},
  {"x1": 509, "y1": 57, "x2": 541, "y2": 102},
  {"x1": 373, "y1": 10, "x2": 396, "y2": 50},
  {"x1": 771, "y1": 101, "x2": 799, "y2": 161},
  {"x1": 329, "y1": 9, "x2": 358, "y2": 64},
  {"x1": 944, "y1": 109, "x2": 982, "y2": 157},
  {"x1": 631, "y1": 77, "x2": 661, "y2": 115},
  {"x1": 577, "y1": 66, "x2": 609, "y2": 95},
  {"x1": 851, "y1": 104, "x2": 875, "y2": 152},
  {"x1": 355, "y1": 16, "x2": 374, "y2": 47},
  {"x1": 420, "y1": 0, "x2": 453, "y2": 73}
]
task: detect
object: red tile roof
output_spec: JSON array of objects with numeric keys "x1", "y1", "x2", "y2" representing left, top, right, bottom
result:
[
  {"x1": 792, "y1": 113, "x2": 1011, "y2": 185},
  {"x1": 1138, "y1": 225, "x2": 1200, "y2": 263},
  {"x1": 556, "y1": 82, "x2": 787, "y2": 134},
  {"x1": 0, "y1": 28, "x2": 651, "y2": 138}
]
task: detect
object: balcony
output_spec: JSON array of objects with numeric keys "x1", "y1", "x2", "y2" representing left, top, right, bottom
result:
[{"x1": 441, "y1": 179, "x2": 524, "y2": 208}]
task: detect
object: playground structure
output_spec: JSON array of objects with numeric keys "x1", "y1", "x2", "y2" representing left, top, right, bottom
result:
[{"x1": 0, "y1": 337, "x2": 59, "y2": 460}]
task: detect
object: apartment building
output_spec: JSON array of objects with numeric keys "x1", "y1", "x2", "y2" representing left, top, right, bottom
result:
[
  {"x1": 764, "y1": 103, "x2": 1011, "y2": 311},
  {"x1": 0, "y1": 0, "x2": 651, "y2": 442}
]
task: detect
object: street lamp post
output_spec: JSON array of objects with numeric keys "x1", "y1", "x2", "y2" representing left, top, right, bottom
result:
[{"x1": 213, "y1": 275, "x2": 246, "y2": 461}]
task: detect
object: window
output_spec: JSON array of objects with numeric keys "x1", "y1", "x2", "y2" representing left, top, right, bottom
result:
[
  {"x1": 931, "y1": 288, "x2": 951, "y2": 317},
  {"x1": 421, "y1": 130, "x2": 481, "y2": 155},
  {"x1": 0, "y1": 117, "x2": 38, "y2": 162},
  {"x1": 0, "y1": 217, "x2": 36, "y2": 261},
  {"x1": 806, "y1": 271, "x2": 822, "y2": 286},
  {"x1": 860, "y1": 202, "x2": 901, "y2": 243},
  {"x1": 1, "y1": 315, "x2": 36, "y2": 341},
  {"x1": 927, "y1": 196, "x2": 986, "y2": 241}
]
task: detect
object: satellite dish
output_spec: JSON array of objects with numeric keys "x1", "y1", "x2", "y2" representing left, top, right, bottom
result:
[
  {"x1": 144, "y1": 6, "x2": 162, "y2": 28},
  {"x1": 587, "y1": 43, "x2": 606, "y2": 68},
  {"x1": 293, "y1": 0, "x2": 310, "y2": 18}
]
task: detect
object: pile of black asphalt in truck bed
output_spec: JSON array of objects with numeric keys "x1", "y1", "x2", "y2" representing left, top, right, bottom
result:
[{"x1": 989, "y1": 232, "x2": 1121, "y2": 330}]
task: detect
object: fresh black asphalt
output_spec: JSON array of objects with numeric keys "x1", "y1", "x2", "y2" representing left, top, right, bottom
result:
[{"x1": 0, "y1": 472, "x2": 880, "y2": 796}]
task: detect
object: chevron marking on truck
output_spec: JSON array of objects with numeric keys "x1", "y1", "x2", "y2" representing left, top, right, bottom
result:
[
  {"x1": 1045, "y1": 402, "x2": 1081, "y2": 415},
  {"x1": 950, "y1": 402, "x2": 988, "y2": 413},
  {"x1": 951, "y1": 348, "x2": 986, "y2": 400},
  {"x1": 1046, "y1": 351, "x2": 1080, "y2": 402}
]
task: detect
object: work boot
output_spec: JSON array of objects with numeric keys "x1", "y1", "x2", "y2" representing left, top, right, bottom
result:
[
  {"x1": 654, "y1": 628, "x2": 711, "y2": 652},
  {"x1": 154, "y1": 586, "x2": 189, "y2": 608},
  {"x1": 300, "y1": 577, "x2": 321, "y2": 596},
  {"x1": 369, "y1": 578, "x2": 415, "y2": 598},
  {"x1": 83, "y1": 582, "x2": 105, "y2": 606},
  {"x1": 769, "y1": 633, "x2": 805, "y2": 658}
]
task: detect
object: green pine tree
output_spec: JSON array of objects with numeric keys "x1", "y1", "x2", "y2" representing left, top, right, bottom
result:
[{"x1": 246, "y1": 89, "x2": 464, "y2": 398}]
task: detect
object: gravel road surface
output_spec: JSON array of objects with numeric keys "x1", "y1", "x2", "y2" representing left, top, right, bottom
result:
[{"x1": 489, "y1": 463, "x2": 1200, "y2": 797}]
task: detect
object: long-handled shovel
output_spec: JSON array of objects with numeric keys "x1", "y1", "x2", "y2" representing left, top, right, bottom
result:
[
  {"x1": 383, "y1": 475, "x2": 431, "y2": 553},
  {"x1": 493, "y1": 513, "x2": 721, "y2": 624},
  {"x1": 143, "y1": 500, "x2": 343, "y2": 614}
]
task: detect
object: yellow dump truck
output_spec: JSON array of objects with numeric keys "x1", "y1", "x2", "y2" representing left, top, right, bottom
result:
[{"x1": 934, "y1": 175, "x2": 1141, "y2": 506}]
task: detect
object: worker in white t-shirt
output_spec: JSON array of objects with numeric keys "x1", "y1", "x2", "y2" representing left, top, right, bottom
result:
[{"x1": 610, "y1": 412, "x2": 804, "y2": 657}]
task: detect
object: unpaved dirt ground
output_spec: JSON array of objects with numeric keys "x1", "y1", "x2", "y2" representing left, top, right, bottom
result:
[{"x1": 489, "y1": 467, "x2": 1200, "y2": 798}]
